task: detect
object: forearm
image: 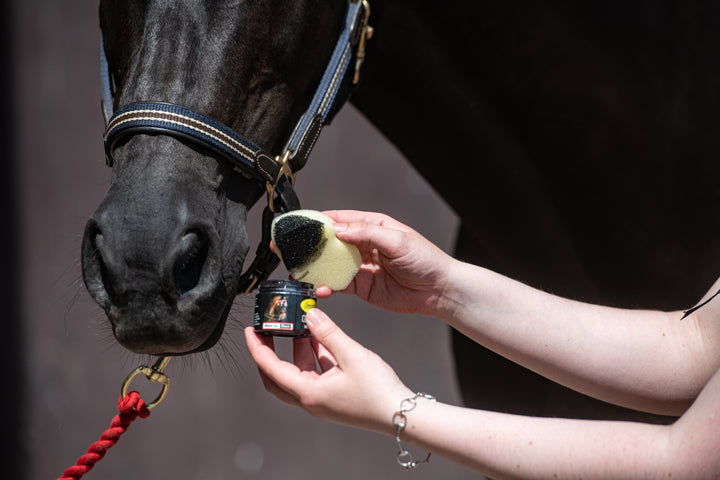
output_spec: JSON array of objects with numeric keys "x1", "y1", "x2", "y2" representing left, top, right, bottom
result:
[
  {"x1": 246, "y1": 302, "x2": 720, "y2": 478},
  {"x1": 434, "y1": 261, "x2": 718, "y2": 414},
  {"x1": 401, "y1": 397, "x2": 671, "y2": 479},
  {"x1": 400, "y1": 366, "x2": 720, "y2": 479}
]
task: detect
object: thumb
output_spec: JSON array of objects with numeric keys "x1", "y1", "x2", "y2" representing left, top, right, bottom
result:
[{"x1": 305, "y1": 308, "x2": 359, "y2": 365}]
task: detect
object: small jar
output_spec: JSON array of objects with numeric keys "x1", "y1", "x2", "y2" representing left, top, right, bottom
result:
[{"x1": 254, "y1": 280, "x2": 316, "y2": 337}]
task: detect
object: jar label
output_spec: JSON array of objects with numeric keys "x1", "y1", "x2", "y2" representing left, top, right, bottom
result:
[
  {"x1": 253, "y1": 280, "x2": 317, "y2": 337},
  {"x1": 300, "y1": 298, "x2": 316, "y2": 312}
]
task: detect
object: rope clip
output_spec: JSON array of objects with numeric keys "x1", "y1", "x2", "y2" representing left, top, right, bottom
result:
[{"x1": 121, "y1": 356, "x2": 172, "y2": 410}]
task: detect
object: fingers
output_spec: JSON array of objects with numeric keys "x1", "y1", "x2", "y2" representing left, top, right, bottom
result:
[
  {"x1": 244, "y1": 328, "x2": 299, "y2": 405},
  {"x1": 316, "y1": 210, "x2": 419, "y2": 298},
  {"x1": 311, "y1": 334, "x2": 338, "y2": 372},
  {"x1": 314, "y1": 285, "x2": 334, "y2": 298},
  {"x1": 293, "y1": 336, "x2": 319, "y2": 372},
  {"x1": 336, "y1": 221, "x2": 411, "y2": 261},
  {"x1": 246, "y1": 310, "x2": 365, "y2": 413},
  {"x1": 305, "y1": 308, "x2": 362, "y2": 367},
  {"x1": 245, "y1": 326, "x2": 308, "y2": 399},
  {"x1": 322, "y1": 210, "x2": 414, "y2": 232},
  {"x1": 256, "y1": 369, "x2": 302, "y2": 407},
  {"x1": 245, "y1": 321, "x2": 341, "y2": 401}
]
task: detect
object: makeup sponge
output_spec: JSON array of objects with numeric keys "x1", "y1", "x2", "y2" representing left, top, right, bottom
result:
[{"x1": 271, "y1": 210, "x2": 361, "y2": 290}]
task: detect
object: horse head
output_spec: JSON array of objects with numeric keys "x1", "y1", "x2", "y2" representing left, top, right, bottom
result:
[{"x1": 81, "y1": 0, "x2": 347, "y2": 355}]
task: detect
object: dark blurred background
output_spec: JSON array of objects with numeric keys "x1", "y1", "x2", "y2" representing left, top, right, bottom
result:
[
  {"x1": 6, "y1": 1, "x2": 476, "y2": 479},
  {"x1": 2, "y1": 0, "x2": 21, "y2": 475}
]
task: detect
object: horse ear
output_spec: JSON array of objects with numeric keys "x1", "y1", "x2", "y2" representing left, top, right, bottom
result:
[{"x1": 101, "y1": 37, "x2": 115, "y2": 124}]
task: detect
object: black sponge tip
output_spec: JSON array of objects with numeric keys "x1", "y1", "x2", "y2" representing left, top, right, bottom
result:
[{"x1": 272, "y1": 216, "x2": 328, "y2": 270}]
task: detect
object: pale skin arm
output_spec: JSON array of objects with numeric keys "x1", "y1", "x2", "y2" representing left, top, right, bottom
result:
[
  {"x1": 248, "y1": 209, "x2": 720, "y2": 477},
  {"x1": 402, "y1": 365, "x2": 720, "y2": 479},
  {"x1": 318, "y1": 210, "x2": 720, "y2": 415},
  {"x1": 245, "y1": 309, "x2": 720, "y2": 479},
  {"x1": 436, "y1": 264, "x2": 720, "y2": 415}
]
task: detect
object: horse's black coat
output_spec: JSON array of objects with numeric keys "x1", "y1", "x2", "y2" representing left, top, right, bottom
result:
[
  {"x1": 350, "y1": 0, "x2": 720, "y2": 420},
  {"x1": 85, "y1": 0, "x2": 720, "y2": 420}
]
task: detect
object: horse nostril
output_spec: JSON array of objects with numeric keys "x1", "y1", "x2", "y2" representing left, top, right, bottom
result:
[
  {"x1": 96, "y1": 234, "x2": 121, "y2": 304},
  {"x1": 173, "y1": 229, "x2": 210, "y2": 296},
  {"x1": 82, "y1": 221, "x2": 122, "y2": 307}
]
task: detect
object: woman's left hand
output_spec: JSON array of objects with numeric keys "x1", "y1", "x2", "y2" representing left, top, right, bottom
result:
[{"x1": 245, "y1": 308, "x2": 413, "y2": 435}]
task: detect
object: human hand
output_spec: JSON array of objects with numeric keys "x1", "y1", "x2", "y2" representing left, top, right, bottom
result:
[
  {"x1": 317, "y1": 210, "x2": 455, "y2": 317},
  {"x1": 245, "y1": 308, "x2": 413, "y2": 435}
]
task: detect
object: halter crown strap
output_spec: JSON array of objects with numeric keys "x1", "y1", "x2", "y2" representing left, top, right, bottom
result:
[{"x1": 282, "y1": 0, "x2": 367, "y2": 170}]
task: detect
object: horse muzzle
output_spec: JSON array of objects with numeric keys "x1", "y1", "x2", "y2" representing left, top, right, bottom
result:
[{"x1": 81, "y1": 211, "x2": 230, "y2": 355}]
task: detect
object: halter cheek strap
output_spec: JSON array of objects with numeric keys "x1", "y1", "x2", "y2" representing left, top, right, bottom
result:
[{"x1": 100, "y1": 0, "x2": 372, "y2": 293}]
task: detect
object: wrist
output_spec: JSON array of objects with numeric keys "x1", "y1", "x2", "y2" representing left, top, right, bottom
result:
[
  {"x1": 432, "y1": 258, "x2": 472, "y2": 323},
  {"x1": 392, "y1": 392, "x2": 437, "y2": 469}
]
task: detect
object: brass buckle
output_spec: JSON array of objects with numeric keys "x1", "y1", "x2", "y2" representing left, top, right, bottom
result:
[
  {"x1": 243, "y1": 276, "x2": 260, "y2": 296},
  {"x1": 266, "y1": 150, "x2": 296, "y2": 213},
  {"x1": 353, "y1": 0, "x2": 373, "y2": 84}
]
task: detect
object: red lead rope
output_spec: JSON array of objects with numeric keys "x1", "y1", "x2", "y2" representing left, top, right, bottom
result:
[{"x1": 57, "y1": 391, "x2": 151, "y2": 480}]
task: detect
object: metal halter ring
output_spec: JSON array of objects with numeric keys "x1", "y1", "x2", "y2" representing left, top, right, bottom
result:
[{"x1": 120, "y1": 357, "x2": 171, "y2": 410}]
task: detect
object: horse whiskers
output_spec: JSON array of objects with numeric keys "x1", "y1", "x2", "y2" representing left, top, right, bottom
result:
[
  {"x1": 59, "y1": 265, "x2": 120, "y2": 356},
  {"x1": 58, "y1": 257, "x2": 87, "y2": 326},
  {"x1": 212, "y1": 308, "x2": 252, "y2": 383},
  {"x1": 68, "y1": 249, "x2": 254, "y2": 380},
  {"x1": 181, "y1": 306, "x2": 250, "y2": 383}
]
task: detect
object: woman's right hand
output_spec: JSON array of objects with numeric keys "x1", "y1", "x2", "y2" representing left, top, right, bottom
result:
[{"x1": 318, "y1": 210, "x2": 456, "y2": 317}]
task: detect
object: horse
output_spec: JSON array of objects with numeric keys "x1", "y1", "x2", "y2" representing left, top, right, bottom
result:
[
  {"x1": 83, "y1": 0, "x2": 349, "y2": 354},
  {"x1": 83, "y1": 0, "x2": 720, "y2": 424}
]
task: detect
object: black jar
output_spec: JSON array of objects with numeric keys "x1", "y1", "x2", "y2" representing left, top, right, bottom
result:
[{"x1": 254, "y1": 280, "x2": 317, "y2": 337}]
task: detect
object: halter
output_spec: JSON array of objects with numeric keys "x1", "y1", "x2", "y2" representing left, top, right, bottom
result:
[{"x1": 100, "y1": 0, "x2": 372, "y2": 294}]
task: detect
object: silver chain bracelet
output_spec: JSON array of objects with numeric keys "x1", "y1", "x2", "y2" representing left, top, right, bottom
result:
[{"x1": 392, "y1": 392, "x2": 437, "y2": 469}]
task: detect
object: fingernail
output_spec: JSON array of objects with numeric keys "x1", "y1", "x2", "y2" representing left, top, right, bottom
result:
[
  {"x1": 306, "y1": 308, "x2": 323, "y2": 327},
  {"x1": 333, "y1": 223, "x2": 347, "y2": 233}
]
